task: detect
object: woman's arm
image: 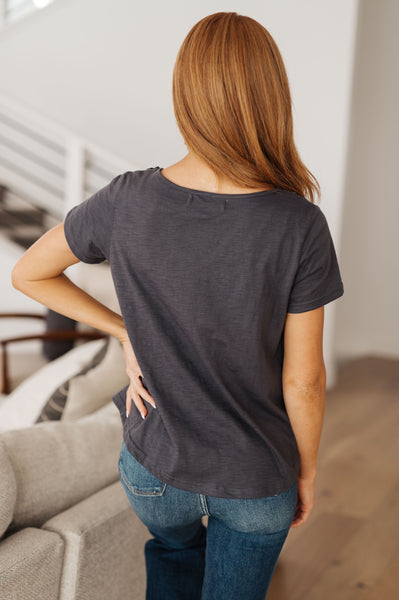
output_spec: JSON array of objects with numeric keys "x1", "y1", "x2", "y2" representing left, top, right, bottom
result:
[
  {"x1": 283, "y1": 307, "x2": 326, "y2": 478},
  {"x1": 282, "y1": 306, "x2": 326, "y2": 527},
  {"x1": 12, "y1": 221, "x2": 157, "y2": 418},
  {"x1": 11, "y1": 222, "x2": 128, "y2": 343}
]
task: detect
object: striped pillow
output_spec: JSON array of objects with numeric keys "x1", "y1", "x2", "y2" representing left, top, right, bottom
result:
[{"x1": 35, "y1": 337, "x2": 110, "y2": 422}]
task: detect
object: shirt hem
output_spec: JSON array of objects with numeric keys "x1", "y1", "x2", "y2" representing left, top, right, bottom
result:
[
  {"x1": 123, "y1": 429, "x2": 299, "y2": 500},
  {"x1": 287, "y1": 284, "x2": 344, "y2": 313}
]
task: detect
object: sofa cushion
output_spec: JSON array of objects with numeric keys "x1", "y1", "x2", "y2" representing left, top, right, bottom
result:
[
  {"x1": 0, "y1": 439, "x2": 17, "y2": 539},
  {"x1": 1, "y1": 402, "x2": 122, "y2": 532},
  {"x1": 0, "y1": 338, "x2": 106, "y2": 432},
  {"x1": 0, "y1": 527, "x2": 64, "y2": 600},
  {"x1": 36, "y1": 336, "x2": 111, "y2": 422}
]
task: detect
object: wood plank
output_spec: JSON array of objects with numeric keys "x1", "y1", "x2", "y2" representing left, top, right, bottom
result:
[
  {"x1": 301, "y1": 482, "x2": 399, "y2": 599},
  {"x1": 268, "y1": 512, "x2": 362, "y2": 600},
  {"x1": 315, "y1": 407, "x2": 399, "y2": 519},
  {"x1": 362, "y1": 547, "x2": 399, "y2": 600}
]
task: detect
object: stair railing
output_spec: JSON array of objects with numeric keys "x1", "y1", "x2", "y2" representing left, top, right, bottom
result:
[{"x1": 0, "y1": 91, "x2": 134, "y2": 222}]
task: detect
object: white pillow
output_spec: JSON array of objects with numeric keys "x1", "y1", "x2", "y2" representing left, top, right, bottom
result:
[{"x1": 0, "y1": 339, "x2": 105, "y2": 432}]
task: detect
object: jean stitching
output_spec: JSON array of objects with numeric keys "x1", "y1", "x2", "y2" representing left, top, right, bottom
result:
[
  {"x1": 199, "y1": 494, "x2": 211, "y2": 516},
  {"x1": 118, "y1": 459, "x2": 166, "y2": 496}
]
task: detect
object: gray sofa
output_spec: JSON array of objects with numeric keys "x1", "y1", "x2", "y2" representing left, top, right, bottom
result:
[{"x1": 0, "y1": 400, "x2": 151, "y2": 600}]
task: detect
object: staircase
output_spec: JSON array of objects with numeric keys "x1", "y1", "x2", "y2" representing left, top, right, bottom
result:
[
  {"x1": 0, "y1": 183, "x2": 58, "y2": 250},
  {"x1": 0, "y1": 90, "x2": 133, "y2": 356},
  {"x1": 0, "y1": 92, "x2": 134, "y2": 252},
  {"x1": 0, "y1": 3, "x2": 136, "y2": 251}
]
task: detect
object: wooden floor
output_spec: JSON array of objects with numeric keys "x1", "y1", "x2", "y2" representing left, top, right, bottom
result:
[{"x1": 268, "y1": 355, "x2": 399, "y2": 599}]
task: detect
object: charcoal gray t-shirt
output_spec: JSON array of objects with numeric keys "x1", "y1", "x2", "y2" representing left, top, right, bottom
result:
[{"x1": 63, "y1": 166, "x2": 344, "y2": 499}]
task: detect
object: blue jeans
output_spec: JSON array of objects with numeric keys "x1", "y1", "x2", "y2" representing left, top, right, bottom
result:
[{"x1": 118, "y1": 439, "x2": 297, "y2": 600}]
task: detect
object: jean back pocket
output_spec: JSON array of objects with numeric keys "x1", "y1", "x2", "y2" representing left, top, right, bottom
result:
[{"x1": 118, "y1": 439, "x2": 167, "y2": 497}]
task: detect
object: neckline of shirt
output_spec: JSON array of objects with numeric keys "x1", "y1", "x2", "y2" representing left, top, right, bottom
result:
[{"x1": 155, "y1": 166, "x2": 281, "y2": 200}]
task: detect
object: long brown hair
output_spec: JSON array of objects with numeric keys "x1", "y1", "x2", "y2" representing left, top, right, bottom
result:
[{"x1": 172, "y1": 12, "x2": 320, "y2": 204}]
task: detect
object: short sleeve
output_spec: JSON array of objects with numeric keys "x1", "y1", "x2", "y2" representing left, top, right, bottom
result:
[
  {"x1": 287, "y1": 207, "x2": 344, "y2": 313},
  {"x1": 63, "y1": 174, "x2": 121, "y2": 264}
]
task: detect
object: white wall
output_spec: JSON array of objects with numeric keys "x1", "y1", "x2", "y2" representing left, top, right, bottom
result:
[
  {"x1": 0, "y1": 0, "x2": 360, "y2": 380},
  {"x1": 336, "y1": 0, "x2": 399, "y2": 361},
  {"x1": 0, "y1": 0, "x2": 358, "y2": 178}
]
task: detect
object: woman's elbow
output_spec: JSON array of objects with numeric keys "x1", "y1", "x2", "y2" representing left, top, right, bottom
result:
[
  {"x1": 11, "y1": 255, "x2": 35, "y2": 290},
  {"x1": 11, "y1": 262, "x2": 27, "y2": 290}
]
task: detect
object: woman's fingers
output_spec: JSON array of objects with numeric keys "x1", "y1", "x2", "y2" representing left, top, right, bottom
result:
[
  {"x1": 290, "y1": 504, "x2": 312, "y2": 528},
  {"x1": 138, "y1": 375, "x2": 157, "y2": 408},
  {"x1": 126, "y1": 382, "x2": 146, "y2": 419},
  {"x1": 125, "y1": 366, "x2": 156, "y2": 407},
  {"x1": 119, "y1": 336, "x2": 156, "y2": 416},
  {"x1": 125, "y1": 387, "x2": 132, "y2": 418},
  {"x1": 125, "y1": 376, "x2": 156, "y2": 419},
  {"x1": 290, "y1": 478, "x2": 315, "y2": 528}
]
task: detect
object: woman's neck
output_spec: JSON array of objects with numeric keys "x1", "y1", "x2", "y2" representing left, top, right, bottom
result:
[{"x1": 161, "y1": 152, "x2": 274, "y2": 195}]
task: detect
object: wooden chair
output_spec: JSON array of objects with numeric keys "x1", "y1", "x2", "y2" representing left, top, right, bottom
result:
[{"x1": 0, "y1": 313, "x2": 107, "y2": 394}]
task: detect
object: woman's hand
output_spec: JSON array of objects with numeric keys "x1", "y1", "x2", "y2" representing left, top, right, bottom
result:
[
  {"x1": 290, "y1": 475, "x2": 316, "y2": 528},
  {"x1": 118, "y1": 332, "x2": 156, "y2": 419}
]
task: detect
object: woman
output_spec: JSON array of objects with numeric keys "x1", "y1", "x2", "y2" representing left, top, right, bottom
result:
[{"x1": 11, "y1": 11, "x2": 344, "y2": 600}]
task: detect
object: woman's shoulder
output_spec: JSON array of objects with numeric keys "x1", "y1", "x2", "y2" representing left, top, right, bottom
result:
[{"x1": 114, "y1": 166, "x2": 159, "y2": 185}]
